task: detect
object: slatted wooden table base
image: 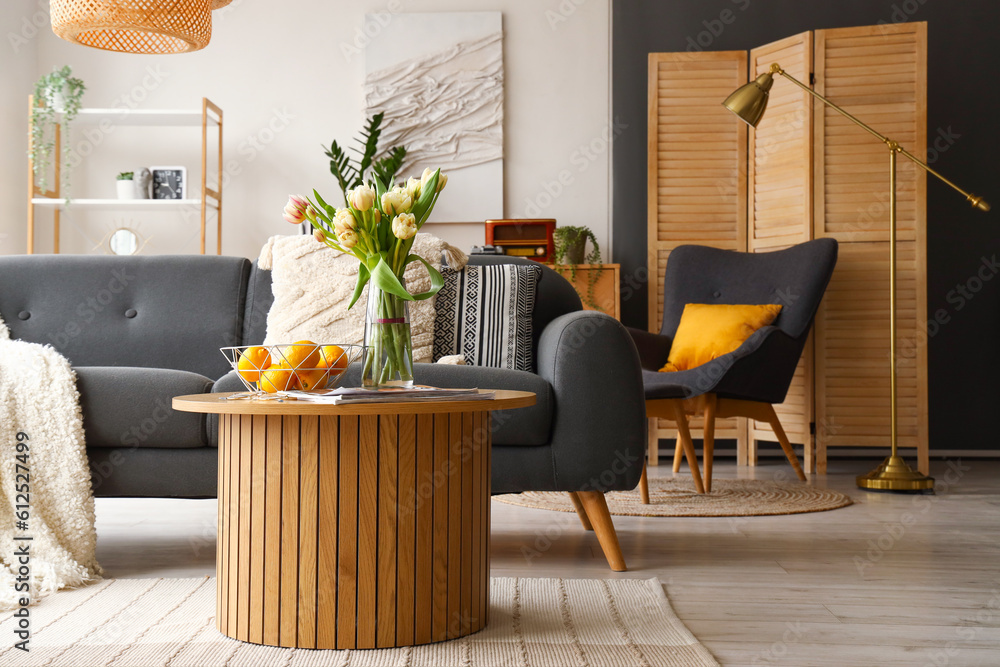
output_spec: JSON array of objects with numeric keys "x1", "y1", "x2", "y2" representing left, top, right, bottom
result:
[
  {"x1": 214, "y1": 410, "x2": 489, "y2": 649},
  {"x1": 175, "y1": 391, "x2": 534, "y2": 650}
]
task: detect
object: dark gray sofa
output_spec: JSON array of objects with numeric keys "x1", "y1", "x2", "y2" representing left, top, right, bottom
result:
[
  {"x1": 0, "y1": 253, "x2": 645, "y2": 490},
  {"x1": 0, "y1": 254, "x2": 645, "y2": 568}
]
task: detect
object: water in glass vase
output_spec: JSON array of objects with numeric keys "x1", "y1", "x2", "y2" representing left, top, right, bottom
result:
[{"x1": 363, "y1": 280, "x2": 414, "y2": 388}]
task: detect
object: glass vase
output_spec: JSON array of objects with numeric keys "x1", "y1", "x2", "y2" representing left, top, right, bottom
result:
[{"x1": 363, "y1": 280, "x2": 414, "y2": 388}]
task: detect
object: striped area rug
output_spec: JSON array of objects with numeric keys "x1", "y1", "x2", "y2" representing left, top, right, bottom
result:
[{"x1": 0, "y1": 576, "x2": 718, "y2": 666}]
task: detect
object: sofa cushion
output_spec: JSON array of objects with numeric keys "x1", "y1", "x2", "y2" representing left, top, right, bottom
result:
[
  {"x1": 464, "y1": 256, "x2": 582, "y2": 358},
  {"x1": 76, "y1": 366, "x2": 213, "y2": 449},
  {"x1": 0, "y1": 255, "x2": 250, "y2": 379},
  {"x1": 433, "y1": 263, "x2": 541, "y2": 371}
]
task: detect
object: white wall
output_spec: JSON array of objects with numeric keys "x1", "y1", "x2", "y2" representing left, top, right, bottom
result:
[
  {"x1": 0, "y1": 1, "x2": 39, "y2": 256},
  {"x1": 1, "y1": 0, "x2": 611, "y2": 260}
]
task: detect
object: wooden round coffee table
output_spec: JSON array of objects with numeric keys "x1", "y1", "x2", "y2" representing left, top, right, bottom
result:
[{"x1": 173, "y1": 390, "x2": 535, "y2": 650}]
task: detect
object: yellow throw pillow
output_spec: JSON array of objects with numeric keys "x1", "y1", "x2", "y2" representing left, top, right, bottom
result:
[{"x1": 659, "y1": 303, "x2": 783, "y2": 372}]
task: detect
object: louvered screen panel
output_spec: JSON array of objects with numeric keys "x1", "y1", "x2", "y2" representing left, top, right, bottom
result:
[
  {"x1": 647, "y1": 52, "x2": 748, "y2": 453},
  {"x1": 813, "y1": 23, "x2": 928, "y2": 473},
  {"x1": 746, "y1": 33, "x2": 814, "y2": 467},
  {"x1": 814, "y1": 241, "x2": 928, "y2": 471},
  {"x1": 749, "y1": 31, "x2": 813, "y2": 251},
  {"x1": 814, "y1": 23, "x2": 927, "y2": 242}
]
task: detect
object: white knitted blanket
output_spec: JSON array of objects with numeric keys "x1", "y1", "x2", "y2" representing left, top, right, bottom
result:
[
  {"x1": 258, "y1": 234, "x2": 468, "y2": 363},
  {"x1": 0, "y1": 316, "x2": 101, "y2": 611}
]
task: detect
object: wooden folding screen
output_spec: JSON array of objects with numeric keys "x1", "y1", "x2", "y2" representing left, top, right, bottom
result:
[
  {"x1": 746, "y1": 32, "x2": 815, "y2": 471},
  {"x1": 646, "y1": 51, "x2": 748, "y2": 465},
  {"x1": 813, "y1": 23, "x2": 928, "y2": 473},
  {"x1": 647, "y1": 22, "x2": 928, "y2": 474}
]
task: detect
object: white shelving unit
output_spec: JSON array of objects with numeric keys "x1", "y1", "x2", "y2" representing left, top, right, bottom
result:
[{"x1": 27, "y1": 97, "x2": 223, "y2": 254}]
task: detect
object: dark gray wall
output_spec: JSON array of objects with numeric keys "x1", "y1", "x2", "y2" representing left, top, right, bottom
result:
[{"x1": 613, "y1": 0, "x2": 999, "y2": 450}]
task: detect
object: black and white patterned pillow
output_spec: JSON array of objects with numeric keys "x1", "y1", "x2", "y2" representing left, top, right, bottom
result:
[{"x1": 433, "y1": 264, "x2": 541, "y2": 371}]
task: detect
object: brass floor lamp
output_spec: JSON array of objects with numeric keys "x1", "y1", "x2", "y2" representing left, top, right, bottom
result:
[{"x1": 723, "y1": 63, "x2": 990, "y2": 492}]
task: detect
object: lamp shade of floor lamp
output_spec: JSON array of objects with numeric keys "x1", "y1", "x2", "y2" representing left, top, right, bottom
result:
[{"x1": 723, "y1": 63, "x2": 990, "y2": 492}]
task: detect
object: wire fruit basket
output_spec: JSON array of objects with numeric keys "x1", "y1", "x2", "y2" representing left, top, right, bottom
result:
[{"x1": 220, "y1": 342, "x2": 362, "y2": 396}]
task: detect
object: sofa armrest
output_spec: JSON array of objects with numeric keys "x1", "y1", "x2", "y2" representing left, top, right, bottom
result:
[
  {"x1": 536, "y1": 312, "x2": 646, "y2": 491},
  {"x1": 625, "y1": 326, "x2": 672, "y2": 371}
]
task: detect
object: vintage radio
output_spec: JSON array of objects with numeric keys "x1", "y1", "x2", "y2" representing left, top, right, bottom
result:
[{"x1": 484, "y1": 219, "x2": 555, "y2": 262}]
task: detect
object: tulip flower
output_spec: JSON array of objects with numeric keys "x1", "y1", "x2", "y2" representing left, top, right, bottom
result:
[
  {"x1": 420, "y1": 168, "x2": 448, "y2": 194},
  {"x1": 334, "y1": 208, "x2": 356, "y2": 235},
  {"x1": 349, "y1": 185, "x2": 376, "y2": 211},
  {"x1": 338, "y1": 229, "x2": 359, "y2": 249},
  {"x1": 283, "y1": 194, "x2": 309, "y2": 224},
  {"x1": 381, "y1": 190, "x2": 412, "y2": 216},
  {"x1": 313, "y1": 229, "x2": 326, "y2": 243},
  {"x1": 391, "y1": 212, "x2": 417, "y2": 240},
  {"x1": 405, "y1": 177, "x2": 421, "y2": 200}
]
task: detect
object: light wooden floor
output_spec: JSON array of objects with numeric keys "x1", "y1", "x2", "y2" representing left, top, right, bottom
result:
[{"x1": 95, "y1": 457, "x2": 1000, "y2": 666}]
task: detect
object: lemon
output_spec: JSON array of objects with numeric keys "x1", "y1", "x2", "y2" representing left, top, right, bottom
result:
[
  {"x1": 276, "y1": 340, "x2": 321, "y2": 372},
  {"x1": 296, "y1": 368, "x2": 329, "y2": 391},
  {"x1": 237, "y1": 346, "x2": 270, "y2": 382},
  {"x1": 259, "y1": 367, "x2": 294, "y2": 393},
  {"x1": 318, "y1": 345, "x2": 348, "y2": 373}
]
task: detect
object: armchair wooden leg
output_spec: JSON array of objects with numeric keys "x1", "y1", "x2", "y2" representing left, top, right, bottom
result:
[
  {"x1": 647, "y1": 418, "x2": 660, "y2": 466},
  {"x1": 577, "y1": 491, "x2": 627, "y2": 571},
  {"x1": 639, "y1": 463, "x2": 650, "y2": 504},
  {"x1": 672, "y1": 439, "x2": 683, "y2": 473},
  {"x1": 567, "y1": 492, "x2": 594, "y2": 530},
  {"x1": 763, "y1": 404, "x2": 807, "y2": 482},
  {"x1": 667, "y1": 401, "x2": 705, "y2": 494},
  {"x1": 703, "y1": 394, "x2": 717, "y2": 493}
]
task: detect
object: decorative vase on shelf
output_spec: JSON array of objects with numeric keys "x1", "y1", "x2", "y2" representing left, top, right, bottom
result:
[
  {"x1": 363, "y1": 279, "x2": 414, "y2": 388},
  {"x1": 116, "y1": 175, "x2": 136, "y2": 200},
  {"x1": 135, "y1": 167, "x2": 151, "y2": 199}
]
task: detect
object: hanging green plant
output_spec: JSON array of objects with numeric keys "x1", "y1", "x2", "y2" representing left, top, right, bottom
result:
[
  {"x1": 552, "y1": 225, "x2": 603, "y2": 309},
  {"x1": 323, "y1": 112, "x2": 407, "y2": 206},
  {"x1": 30, "y1": 66, "x2": 85, "y2": 203}
]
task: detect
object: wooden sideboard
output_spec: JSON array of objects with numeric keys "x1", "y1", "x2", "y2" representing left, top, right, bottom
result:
[{"x1": 546, "y1": 263, "x2": 620, "y2": 320}]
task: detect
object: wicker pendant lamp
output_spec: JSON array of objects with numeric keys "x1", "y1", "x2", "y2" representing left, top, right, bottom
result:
[{"x1": 51, "y1": 0, "x2": 232, "y2": 54}]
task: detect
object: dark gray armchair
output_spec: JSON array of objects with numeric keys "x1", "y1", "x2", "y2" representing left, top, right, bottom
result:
[{"x1": 628, "y1": 239, "x2": 838, "y2": 494}]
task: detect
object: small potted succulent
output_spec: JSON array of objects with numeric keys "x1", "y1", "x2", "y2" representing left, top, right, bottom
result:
[
  {"x1": 30, "y1": 66, "x2": 85, "y2": 200},
  {"x1": 553, "y1": 225, "x2": 602, "y2": 308},
  {"x1": 116, "y1": 172, "x2": 136, "y2": 200}
]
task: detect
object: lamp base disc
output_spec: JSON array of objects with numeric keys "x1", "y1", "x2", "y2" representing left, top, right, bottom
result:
[{"x1": 856, "y1": 455, "x2": 934, "y2": 492}]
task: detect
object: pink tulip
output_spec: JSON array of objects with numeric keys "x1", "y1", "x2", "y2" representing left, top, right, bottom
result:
[
  {"x1": 283, "y1": 194, "x2": 309, "y2": 224},
  {"x1": 314, "y1": 229, "x2": 326, "y2": 243}
]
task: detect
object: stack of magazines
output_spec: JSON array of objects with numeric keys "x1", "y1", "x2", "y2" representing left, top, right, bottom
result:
[{"x1": 284, "y1": 385, "x2": 494, "y2": 404}]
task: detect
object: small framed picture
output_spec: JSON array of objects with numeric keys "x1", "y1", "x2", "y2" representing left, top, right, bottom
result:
[{"x1": 150, "y1": 166, "x2": 187, "y2": 200}]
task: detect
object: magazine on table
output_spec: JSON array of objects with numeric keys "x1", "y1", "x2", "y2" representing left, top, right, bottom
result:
[{"x1": 284, "y1": 385, "x2": 494, "y2": 404}]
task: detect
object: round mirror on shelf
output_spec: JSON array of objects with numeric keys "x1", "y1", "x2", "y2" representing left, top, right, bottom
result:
[{"x1": 109, "y1": 228, "x2": 139, "y2": 255}]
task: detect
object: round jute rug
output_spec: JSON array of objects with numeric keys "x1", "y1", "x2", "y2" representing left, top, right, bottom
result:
[{"x1": 494, "y1": 477, "x2": 853, "y2": 517}]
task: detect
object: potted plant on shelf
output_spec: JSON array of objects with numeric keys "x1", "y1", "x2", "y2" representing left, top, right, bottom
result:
[
  {"x1": 30, "y1": 66, "x2": 85, "y2": 201},
  {"x1": 116, "y1": 172, "x2": 135, "y2": 200},
  {"x1": 552, "y1": 225, "x2": 603, "y2": 309}
]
